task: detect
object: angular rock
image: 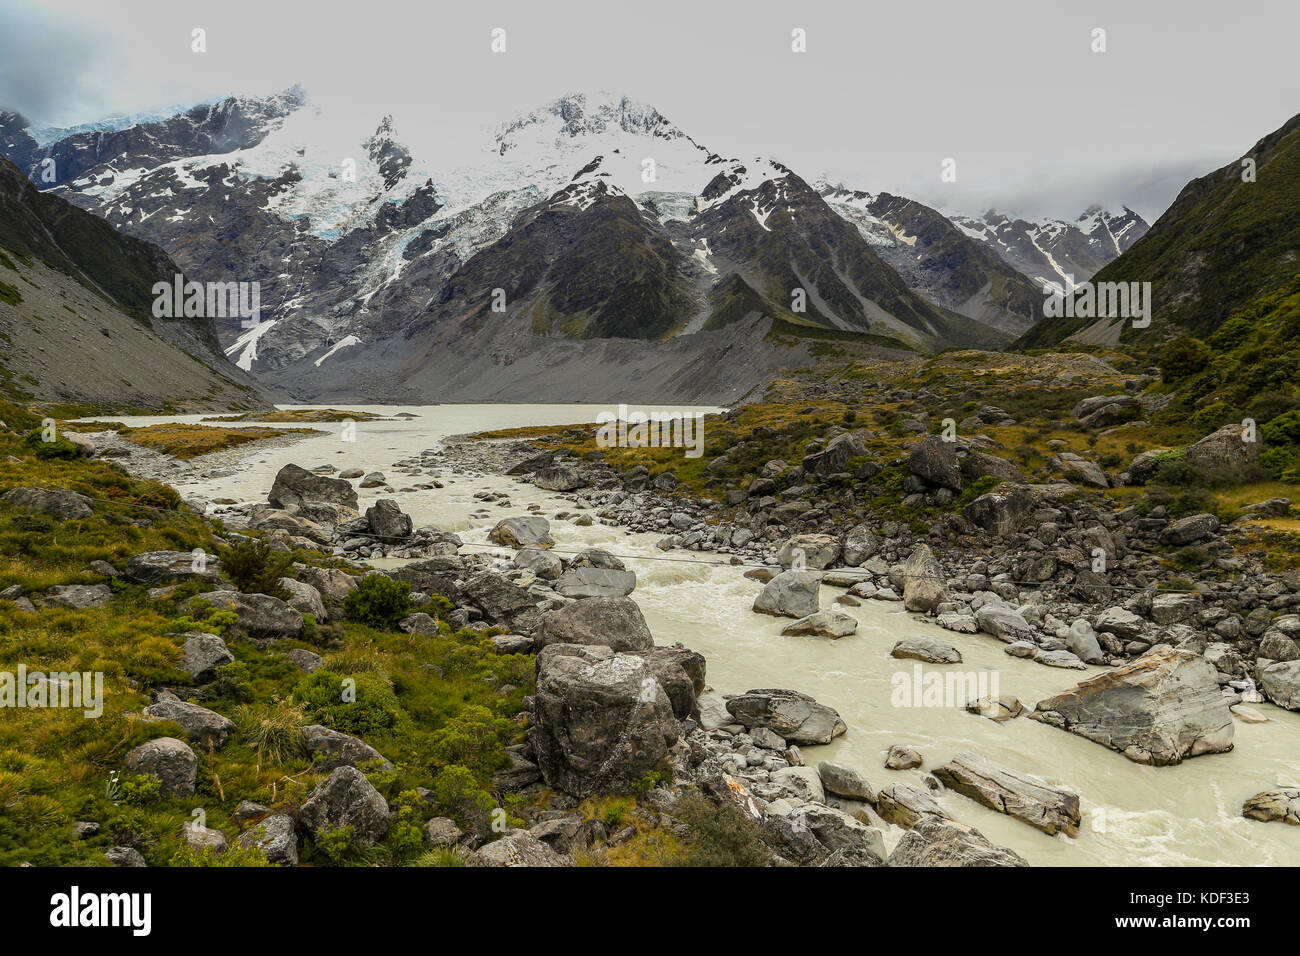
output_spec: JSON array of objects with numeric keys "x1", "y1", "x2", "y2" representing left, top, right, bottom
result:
[
  {"x1": 1, "y1": 486, "x2": 92, "y2": 520},
  {"x1": 268, "y1": 463, "x2": 358, "y2": 511},
  {"x1": 191, "y1": 591, "x2": 303, "y2": 644},
  {"x1": 554, "y1": 566, "x2": 637, "y2": 599},
  {"x1": 530, "y1": 644, "x2": 679, "y2": 797},
  {"x1": 933, "y1": 751, "x2": 1080, "y2": 836},
  {"x1": 781, "y1": 610, "x2": 858, "y2": 639},
  {"x1": 1029, "y1": 648, "x2": 1234, "y2": 764},
  {"x1": 902, "y1": 544, "x2": 948, "y2": 614},
  {"x1": 1242, "y1": 788, "x2": 1300, "y2": 825},
  {"x1": 753, "y1": 570, "x2": 821, "y2": 618},
  {"x1": 535, "y1": 596, "x2": 654, "y2": 652},
  {"x1": 298, "y1": 766, "x2": 390, "y2": 845},
  {"x1": 888, "y1": 817, "x2": 1030, "y2": 867},
  {"x1": 891, "y1": 636, "x2": 961, "y2": 664},
  {"x1": 144, "y1": 694, "x2": 235, "y2": 749},
  {"x1": 908, "y1": 435, "x2": 962, "y2": 491},
  {"x1": 125, "y1": 550, "x2": 221, "y2": 586},
  {"x1": 818, "y1": 761, "x2": 875, "y2": 802},
  {"x1": 237, "y1": 814, "x2": 298, "y2": 866},
  {"x1": 124, "y1": 737, "x2": 196, "y2": 797},
  {"x1": 488, "y1": 516, "x2": 554, "y2": 549},
  {"x1": 725, "y1": 688, "x2": 846, "y2": 745},
  {"x1": 180, "y1": 632, "x2": 234, "y2": 683},
  {"x1": 303, "y1": 724, "x2": 393, "y2": 771},
  {"x1": 777, "y1": 533, "x2": 841, "y2": 570}
]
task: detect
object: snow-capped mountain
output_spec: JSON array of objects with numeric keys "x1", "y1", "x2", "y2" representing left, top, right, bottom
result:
[
  {"x1": 818, "y1": 184, "x2": 1046, "y2": 333},
  {"x1": 951, "y1": 206, "x2": 1149, "y2": 291},
  {"x1": 1, "y1": 86, "x2": 1108, "y2": 401}
]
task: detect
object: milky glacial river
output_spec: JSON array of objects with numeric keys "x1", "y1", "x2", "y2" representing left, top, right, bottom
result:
[{"x1": 98, "y1": 405, "x2": 1300, "y2": 867}]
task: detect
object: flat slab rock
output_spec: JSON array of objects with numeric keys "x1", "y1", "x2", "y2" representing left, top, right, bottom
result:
[
  {"x1": 725, "y1": 688, "x2": 846, "y2": 745},
  {"x1": 1029, "y1": 648, "x2": 1233, "y2": 765},
  {"x1": 933, "y1": 751, "x2": 1080, "y2": 837}
]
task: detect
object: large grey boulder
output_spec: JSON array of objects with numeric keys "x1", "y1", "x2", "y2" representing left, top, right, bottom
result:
[
  {"x1": 777, "y1": 534, "x2": 841, "y2": 570},
  {"x1": 298, "y1": 566, "x2": 359, "y2": 605},
  {"x1": 191, "y1": 591, "x2": 303, "y2": 644},
  {"x1": 875, "y1": 783, "x2": 949, "y2": 828},
  {"x1": 1161, "y1": 513, "x2": 1219, "y2": 545},
  {"x1": 459, "y1": 572, "x2": 542, "y2": 631},
  {"x1": 753, "y1": 570, "x2": 821, "y2": 618},
  {"x1": 472, "y1": 830, "x2": 567, "y2": 866},
  {"x1": 1030, "y1": 648, "x2": 1234, "y2": 764},
  {"x1": 818, "y1": 762, "x2": 875, "y2": 801},
  {"x1": 489, "y1": 516, "x2": 554, "y2": 549},
  {"x1": 535, "y1": 597, "x2": 654, "y2": 652},
  {"x1": 891, "y1": 636, "x2": 961, "y2": 664},
  {"x1": 781, "y1": 610, "x2": 858, "y2": 639},
  {"x1": 554, "y1": 566, "x2": 637, "y2": 599},
  {"x1": 2, "y1": 486, "x2": 93, "y2": 520},
  {"x1": 530, "y1": 644, "x2": 679, "y2": 797},
  {"x1": 1094, "y1": 606, "x2": 1144, "y2": 639},
  {"x1": 964, "y1": 482, "x2": 1039, "y2": 535},
  {"x1": 933, "y1": 751, "x2": 1080, "y2": 837},
  {"x1": 268, "y1": 463, "x2": 358, "y2": 511},
  {"x1": 791, "y1": 804, "x2": 885, "y2": 862},
  {"x1": 1184, "y1": 423, "x2": 1259, "y2": 473},
  {"x1": 278, "y1": 578, "x2": 326, "y2": 620},
  {"x1": 237, "y1": 814, "x2": 298, "y2": 866},
  {"x1": 960, "y1": 452, "x2": 1025, "y2": 485},
  {"x1": 902, "y1": 544, "x2": 948, "y2": 614},
  {"x1": 125, "y1": 550, "x2": 221, "y2": 586},
  {"x1": 248, "y1": 509, "x2": 331, "y2": 545},
  {"x1": 534, "y1": 465, "x2": 586, "y2": 492},
  {"x1": 365, "y1": 499, "x2": 413, "y2": 540},
  {"x1": 303, "y1": 724, "x2": 393, "y2": 771},
  {"x1": 841, "y1": 523, "x2": 880, "y2": 566},
  {"x1": 908, "y1": 435, "x2": 962, "y2": 491},
  {"x1": 888, "y1": 817, "x2": 1030, "y2": 867},
  {"x1": 144, "y1": 694, "x2": 235, "y2": 749},
  {"x1": 1051, "y1": 452, "x2": 1108, "y2": 488},
  {"x1": 804, "y1": 431, "x2": 866, "y2": 476},
  {"x1": 1260, "y1": 660, "x2": 1300, "y2": 710},
  {"x1": 514, "y1": 547, "x2": 563, "y2": 580},
  {"x1": 975, "y1": 602, "x2": 1037, "y2": 643},
  {"x1": 298, "y1": 766, "x2": 390, "y2": 846},
  {"x1": 725, "y1": 688, "x2": 846, "y2": 745},
  {"x1": 180, "y1": 632, "x2": 234, "y2": 683},
  {"x1": 124, "y1": 737, "x2": 196, "y2": 797}
]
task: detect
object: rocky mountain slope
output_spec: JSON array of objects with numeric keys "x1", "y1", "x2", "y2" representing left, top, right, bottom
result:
[
  {"x1": 819, "y1": 185, "x2": 1046, "y2": 333},
  {"x1": 1016, "y1": 111, "x2": 1300, "y2": 351},
  {"x1": 0, "y1": 156, "x2": 270, "y2": 411}
]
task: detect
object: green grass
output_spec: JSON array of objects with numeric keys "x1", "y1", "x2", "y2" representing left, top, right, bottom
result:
[{"x1": 0, "y1": 406, "x2": 537, "y2": 866}]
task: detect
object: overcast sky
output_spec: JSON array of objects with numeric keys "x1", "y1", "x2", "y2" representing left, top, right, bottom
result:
[{"x1": 1, "y1": 0, "x2": 1296, "y2": 221}]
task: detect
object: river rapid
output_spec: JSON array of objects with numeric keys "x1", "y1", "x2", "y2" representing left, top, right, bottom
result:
[{"x1": 96, "y1": 405, "x2": 1300, "y2": 867}]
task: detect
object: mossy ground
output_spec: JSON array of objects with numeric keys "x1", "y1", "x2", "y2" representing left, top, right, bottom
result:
[{"x1": 0, "y1": 399, "x2": 534, "y2": 866}]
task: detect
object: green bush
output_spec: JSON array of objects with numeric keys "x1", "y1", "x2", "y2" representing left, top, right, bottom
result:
[
  {"x1": 1160, "y1": 335, "x2": 1211, "y2": 383},
  {"x1": 674, "y1": 792, "x2": 770, "y2": 867},
  {"x1": 218, "y1": 537, "x2": 292, "y2": 598},
  {"x1": 1261, "y1": 409, "x2": 1300, "y2": 447},
  {"x1": 23, "y1": 430, "x2": 79, "y2": 460},
  {"x1": 342, "y1": 575, "x2": 412, "y2": 630},
  {"x1": 293, "y1": 670, "x2": 403, "y2": 737}
]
